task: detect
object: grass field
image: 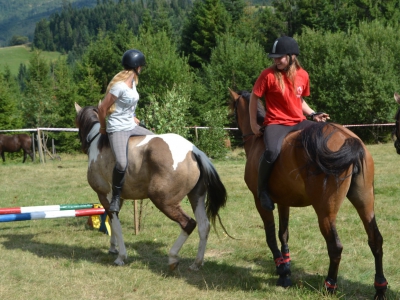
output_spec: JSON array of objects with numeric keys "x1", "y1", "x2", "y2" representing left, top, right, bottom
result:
[
  {"x1": 0, "y1": 44, "x2": 62, "y2": 76},
  {"x1": 0, "y1": 144, "x2": 399, "y2": 300}
]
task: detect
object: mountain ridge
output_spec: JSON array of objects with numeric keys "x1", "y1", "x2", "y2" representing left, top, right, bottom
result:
[{"x1": 0, "y1": 0, "x2": 97, "y2": 47}]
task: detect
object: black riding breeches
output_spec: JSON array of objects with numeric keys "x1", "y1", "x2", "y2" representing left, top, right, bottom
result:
[{"x1": 263, "y1": 120, "x2": 314, "y2": 163}]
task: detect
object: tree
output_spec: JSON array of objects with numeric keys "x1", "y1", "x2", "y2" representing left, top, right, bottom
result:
[
  {"x1": 181, "y1": 0, "x2": 231, "y2": 68},
  {"x1": 191, "y1": 33, "x2": 268, "y2": 125},
  {"x1": 21, "y1": 50, "x2": 58, "y2": 128},
  {"x1": 0, "y1": 67, "x2": 23, "y2": 129},
  {"x1": 136, "y1": 30, "x2": 193, "y2": 133},
  {"x1": 9, "y1": 35, "x2": 29, "y2": 46},
  {"x1": 297, "y1": 21, "x2": 400, "y2": 141}
]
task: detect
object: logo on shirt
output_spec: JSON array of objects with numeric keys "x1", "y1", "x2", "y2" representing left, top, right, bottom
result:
[{"x1": 296, "y1": 86, "x2": 303, "y2": 98}]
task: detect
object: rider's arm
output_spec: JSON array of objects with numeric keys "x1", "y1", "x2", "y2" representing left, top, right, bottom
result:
[{"x1": 249, "y1": 92, "x2": 262, "y2": 136}]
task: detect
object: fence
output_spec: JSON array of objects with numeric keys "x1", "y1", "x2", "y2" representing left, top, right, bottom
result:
[{"x1": 0, "y1": 123, "x2": 396, "y2": 163}]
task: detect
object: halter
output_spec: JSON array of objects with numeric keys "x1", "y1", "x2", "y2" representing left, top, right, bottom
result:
[{"x1": 78, "y1": 122, "x2": 101, "y2": 154}]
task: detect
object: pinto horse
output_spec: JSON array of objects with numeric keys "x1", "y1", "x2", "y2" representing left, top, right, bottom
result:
[
  {"x1": 74, "y1": 103, "x2": 227, "y2": 270},
  {"x1": 0, "y1": 134, "x2": 34, "y2": 163},
  {"x1": 229, "y1": 89, "x2": 387, "y2": 299}
]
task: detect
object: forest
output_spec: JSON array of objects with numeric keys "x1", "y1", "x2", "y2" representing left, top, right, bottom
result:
[{"x1": 1, "y1": 0, "x2": 400, "y2": 157}]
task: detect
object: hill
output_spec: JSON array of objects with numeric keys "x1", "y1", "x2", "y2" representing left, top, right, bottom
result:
[
  {"x1": 0, "y1": 44, "x2": 62, "y2": 76},
  {"x1": 0, "y1": 0, "x2": 97, "y2": 47}
]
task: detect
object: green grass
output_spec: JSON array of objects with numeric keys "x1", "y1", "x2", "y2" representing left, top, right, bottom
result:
[
  {"x1": 0, "y1": 145, "x2": 399, "y2": 299},
  {"x1": 0, "y1": 44, "x2": 62, "y2": 76}
]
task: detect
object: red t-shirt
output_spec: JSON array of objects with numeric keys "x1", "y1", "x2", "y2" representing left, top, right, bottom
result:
[{"x1": 252, "y1": 67, "x2": 310, "y2": 126}]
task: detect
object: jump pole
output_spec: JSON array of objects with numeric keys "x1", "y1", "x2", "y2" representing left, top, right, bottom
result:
[
  {"x1": 0, "y1": 203, "x2": 96, "y2": 215},
  {"x1": 0, "y1": 208, "x2": 105, "y2": 222}
]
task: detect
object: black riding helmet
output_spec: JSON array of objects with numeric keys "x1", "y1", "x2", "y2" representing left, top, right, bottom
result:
[
  {"x1": 121, "y1": 49, "x2": 146, "y2": 70},
  {"x1": 268, "y1": 36, "x2": 299, "y2": 58}
]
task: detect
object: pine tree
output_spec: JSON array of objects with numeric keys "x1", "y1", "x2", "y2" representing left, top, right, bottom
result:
[{"x1": 181, "y1": 0, "x2": 231, "y2": 68}]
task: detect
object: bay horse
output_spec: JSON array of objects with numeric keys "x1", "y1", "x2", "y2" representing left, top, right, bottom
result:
[
  {"x1": 392, "y1": 92, "x2": 400, "y2": 153},
  {"x1": 0, "y1": 133, "x2": 34, "y2": 163},
  {"x1": 229, "y1": 89, "x2": 387, "y2": 299},
  {"x1": 74, "y1": 103, "x2": 227, "y2": 270}
]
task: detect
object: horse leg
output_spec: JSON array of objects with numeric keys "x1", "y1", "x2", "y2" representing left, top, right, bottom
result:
[
  {"x1": 187, "y1": 191, "x2": 210, "y2": 271},
  {"x1": 22, "y1": 151, "x2": 27, "y2": 163},
  {"x1": 254, "y1": 197, "x2": 284, "y2": 282},
  {"x1": 347, "y1": 192, "x2": 387, "y2": 299},
  {"x1": 276, "y1": 205, "x2": 292, "y2": 287},
  {"x1": 316, "y1": 212, "x2": 343, "y2": 294},
  {"x1": 1, "y1": 151, "x2": 5, "y2": 162},
  {"x1": 97, "y1": 193, "x2": 127, "y2": 265},
  {"x1": 154, "y1": 197, "x2": 197, "y2": 271}
]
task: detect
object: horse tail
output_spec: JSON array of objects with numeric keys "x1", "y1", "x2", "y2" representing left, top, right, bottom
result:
[
  {"x1": 192, "y1": 148, "x2": 227, "y2": 229},
  {"x1": 299, "y1": 122, "x2": 365, "y2": 187}
]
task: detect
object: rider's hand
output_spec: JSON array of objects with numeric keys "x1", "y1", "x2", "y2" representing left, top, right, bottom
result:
[
  {"x1": 310, "y1": 112, "x2": 330, "y2": 122},
  {"x1": 250, "y1": 123, "x2": 263, "y2": 137}
]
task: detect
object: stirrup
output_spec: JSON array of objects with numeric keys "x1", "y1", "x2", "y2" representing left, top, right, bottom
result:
[{"x1": 260, "y1": 191, "x2": 275, "y2": 211}]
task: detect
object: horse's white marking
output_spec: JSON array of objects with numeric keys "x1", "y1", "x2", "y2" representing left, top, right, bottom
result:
[
  {"x1": 87, "y1": 124, "x2": 101, "y2": 166},
  {"x1": 191, "y1": 193, "x2": 209, "y2": 270},
  {"x1": 137, "y1": 134, "x2": 194, "y2": 170},
  {"x1": 168, "y1": 229, "x2": 189, "y2": 266}
]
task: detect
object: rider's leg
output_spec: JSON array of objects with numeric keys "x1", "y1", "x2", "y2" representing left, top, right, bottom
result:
[{"x1": 258, "y1": 151, "x2": 275, "y2": 211}]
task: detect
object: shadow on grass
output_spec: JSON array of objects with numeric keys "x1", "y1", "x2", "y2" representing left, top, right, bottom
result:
[{"x1": 0, "y1": 233, "x2": 397, "y2": 299}]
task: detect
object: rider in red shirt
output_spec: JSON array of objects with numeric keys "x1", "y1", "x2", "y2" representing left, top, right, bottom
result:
[{"x1": 250, "y1": 36, "x2": 329, "y2": 211}]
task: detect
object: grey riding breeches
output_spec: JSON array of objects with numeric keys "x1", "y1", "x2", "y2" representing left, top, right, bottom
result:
[{"x1": 108, "y1": 126, "x2": 154, "y2": 171}]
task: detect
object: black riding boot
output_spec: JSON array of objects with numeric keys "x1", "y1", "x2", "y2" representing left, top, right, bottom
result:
[
  {"x1": 258, "y1": 153, "x2": 275, "y2": 211},
  {"x1": 109, "y1": 167, "x2": 126, "y2": 213}
]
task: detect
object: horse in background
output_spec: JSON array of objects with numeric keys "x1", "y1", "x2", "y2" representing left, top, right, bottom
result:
[
  {"x1": 392, "y1": 93, "x2": 400, "y2": 153},
  {"x1": 74, "y1": 103, "x2": 227, "y2": 270},
  {"x1": 0, "y1": 134, "x2": 34, "y2": 163},
  {"x1": 229, "y1": 89, "x2": 387, "y2": 299}
]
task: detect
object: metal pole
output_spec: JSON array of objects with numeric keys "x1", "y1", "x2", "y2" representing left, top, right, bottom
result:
[{"x1": 32, "y1": 133, "x2": 36, "y2": 162}]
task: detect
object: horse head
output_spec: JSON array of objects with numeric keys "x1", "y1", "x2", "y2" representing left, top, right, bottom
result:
[
  {"x1": 393, "y1": 93, "x2": 400, "y2": 154},
  {"x1": 228, "y1": 88, "x2": 265, "y2": 144},
  {"x1": 74, "y1": 103, "x2": 104, "y2": 154}
]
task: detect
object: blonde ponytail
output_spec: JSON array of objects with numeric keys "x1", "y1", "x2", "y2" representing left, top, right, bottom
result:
[{"x1": 106, "y1": 69, "x2": 137, "y2": 115}]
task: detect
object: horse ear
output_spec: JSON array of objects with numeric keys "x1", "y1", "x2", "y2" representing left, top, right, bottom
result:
[
  {"x1": 75, "y1": 102, "x2": 82, "y2": 113},
  {"x1": 395, "y1": 93, "x2": 400, "y2": 104},
  {"x1": 228, "y1": 87, "x2": 239, "y2": 100}
]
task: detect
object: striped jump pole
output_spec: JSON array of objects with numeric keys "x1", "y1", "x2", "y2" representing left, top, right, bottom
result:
[
  {"x1": 0, "y1": 208, "x2": 105, "y2": 223},
  {"x1": 0, "y1": 203, "x2": 96, "y2": 215}
]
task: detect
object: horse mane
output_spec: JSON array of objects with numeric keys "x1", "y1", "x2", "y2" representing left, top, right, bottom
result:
[
  {"x1": 298, "y1": 122, "x2": 365, "y2": 188},
  {"x1": 229, "y1": 90, "x2": 265, "y2": 125},
  {"x1": 75, "y1": 105, "x2": 109, "y2": 153}
]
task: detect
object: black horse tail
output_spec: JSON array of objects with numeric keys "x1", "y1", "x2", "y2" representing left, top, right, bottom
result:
[
  {"x1": 193, "y1": 148, "x2": 227, "y2": 230},
  {"x1": 299, "y1": 122, "x2": 365, "y2": 188}
]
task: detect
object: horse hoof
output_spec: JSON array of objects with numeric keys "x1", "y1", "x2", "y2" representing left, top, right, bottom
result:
[
  {"x1": 373, "y1": 291, "x2": 387, "y2": 300},
  {"x1": 108, "y1": 249, "x2": 119, "y2": 255},
  {"x1": 188, "y1": 263, "x2": 202, "y2": 271},
  {"x1": 114, "y1": 259, "x2": 125, "y2": 266},
  {"x1": 169, "y1": 262, "x2": 179, "y2": 271},
  {"x1": 277, "y1": 276, "x2": 292, "y2": 288}
]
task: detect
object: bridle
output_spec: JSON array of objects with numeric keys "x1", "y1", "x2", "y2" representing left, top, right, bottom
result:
[{"x1": 234, "y1": 95, "x2": 255, "y2": 143}]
